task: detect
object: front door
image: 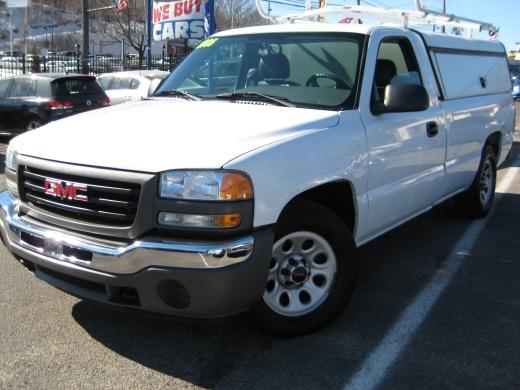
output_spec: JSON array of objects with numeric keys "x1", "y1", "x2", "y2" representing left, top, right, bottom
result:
[{"x1": 359, "y1": 30, "x2": 447, "y2": 238}]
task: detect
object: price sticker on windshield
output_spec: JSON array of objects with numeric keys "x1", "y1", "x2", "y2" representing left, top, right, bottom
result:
[{"x1": 196, "y1": 38, "x2": 219, "y2": 49}]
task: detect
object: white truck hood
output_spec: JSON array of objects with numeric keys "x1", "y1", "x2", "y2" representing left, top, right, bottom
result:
[{"x1": 11, "y1": 99, "x2": 339, "y2": 173}]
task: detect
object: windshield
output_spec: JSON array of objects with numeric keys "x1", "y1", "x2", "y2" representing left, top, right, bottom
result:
[{"x1": 155, "y1": 33, "x2": 364, "y2": 109}]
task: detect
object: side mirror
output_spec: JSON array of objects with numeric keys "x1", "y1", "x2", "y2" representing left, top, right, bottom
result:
[{"x1": 373, "y1": 83, "x2": 430, "y2": 114}]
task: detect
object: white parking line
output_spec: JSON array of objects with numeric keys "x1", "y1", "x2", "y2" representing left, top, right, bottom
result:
[{"x1": 344, "y1": 160, "x2": 520, "y2": 390}]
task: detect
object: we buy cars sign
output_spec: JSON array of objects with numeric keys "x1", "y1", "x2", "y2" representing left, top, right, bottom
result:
[{"x1": 153, "y1": 0, "x2": 215, "y2": 41}]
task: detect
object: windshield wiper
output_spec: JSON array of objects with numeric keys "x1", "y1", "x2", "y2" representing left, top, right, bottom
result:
[
  {"x1": 216, "y1": 92, "x2": 295, "y2": 107},
  {"x1": 154, "y1": 89, "x2": 202, "y2": 101}
]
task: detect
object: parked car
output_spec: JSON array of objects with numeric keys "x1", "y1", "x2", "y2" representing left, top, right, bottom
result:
[
  {"x1": 508, "y1": 62, "x2": 520, "y2": 80},
  {"x1": 97, "y1": 70, "x2": 169, "y2": 104},
  {"x1": 44, "y1": 60, "x2": 79, "y2": 74},
  {"x1": 0, "y1": 56, "x2": 22, "y2": 69},
  {"x1": 0, "y1": 11, "x2": 514, "y2": 336},
  {"x1": 512, "y1": 78, "x2": 520, "y2": 100},
  {"x1": 0, "y1": 74, "x2": 110, "y2": 136}
]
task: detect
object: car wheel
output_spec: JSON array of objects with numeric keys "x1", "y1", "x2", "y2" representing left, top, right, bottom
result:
[
  {"x1": 250, "y1": 200, "x2": 357, "y2": 337},
  {"x1": 454, "y1": 145, "x2": 497, "y2": 218},
  {"x1": 26, "y1": 119, "x2": 42, "y2": 131}
]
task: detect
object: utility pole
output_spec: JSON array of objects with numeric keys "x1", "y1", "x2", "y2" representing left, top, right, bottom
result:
[
  {"x1": 231, "y1": 1, "x2": 234, "y2": 29},
  {"x1": 9, "y1": 8, "x2": 13, "y2": 56},
  {"x1": 441, "y1": 0, "x2": 446, "y2": 33},
  {"x1": 23, "y1": 6, "x2": 27, "y2": 60},
  {"x1": 82, "y1": 0, "x2": 89, "y2": 74},
  {"x1": 146, "y1": 0, "x2": 152, "y2": 70},
  {"x1": 51, "y1": 0, "x2": 54, "y2": 54}
]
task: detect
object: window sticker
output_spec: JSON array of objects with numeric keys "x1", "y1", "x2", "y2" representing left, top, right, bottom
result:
[{"x1": 196, "y1": 38, "x2": 219, "y2": 49}]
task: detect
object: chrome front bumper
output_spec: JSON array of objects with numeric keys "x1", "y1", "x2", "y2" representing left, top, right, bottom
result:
[{"x1": 0, "y1": 190, "x2": 255, "y2": 274}]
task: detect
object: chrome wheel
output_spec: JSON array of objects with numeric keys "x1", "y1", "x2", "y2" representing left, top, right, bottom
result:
[
  {"x1": 479, "y1": 159, "x2": 494, "y2": 206},
  {"x1": 263, "y1": 231, "x2": 337, "y2": 317}
]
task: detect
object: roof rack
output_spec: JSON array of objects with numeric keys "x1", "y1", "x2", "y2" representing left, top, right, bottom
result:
[{"x1": 255, "y1": 0, "x2": 498, "y2": 36}]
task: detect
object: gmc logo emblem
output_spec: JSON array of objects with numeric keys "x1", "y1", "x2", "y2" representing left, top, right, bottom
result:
[{"x1": 44, "y1": 178, "x2": 88, "y2": 202}]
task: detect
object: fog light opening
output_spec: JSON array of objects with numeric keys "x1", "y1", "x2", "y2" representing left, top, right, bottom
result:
[{"x1": 157, "y1": 280, "x2": 191, "y2": 309}]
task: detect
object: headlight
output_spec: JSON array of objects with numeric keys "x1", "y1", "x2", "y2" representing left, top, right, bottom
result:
[
  {"x1": 160, "y1": 170, "x2": 253, "y2": 201},
  {"x1": 5, "y1": 145, "x2": 19, "y2": 197},
  {"x1": 5, "y1": 145, "x2": 18, "y2": 172}
]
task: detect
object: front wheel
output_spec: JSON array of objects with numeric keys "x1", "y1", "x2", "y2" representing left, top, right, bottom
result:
[
  {"x1": 250, "y1": 201, "x2": 357, "y2": 337},
  {"x1": 454, "y1": 145, "x2": 497, "y2": 218}
]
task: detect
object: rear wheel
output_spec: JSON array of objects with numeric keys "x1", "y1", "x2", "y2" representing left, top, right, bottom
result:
[
  {"x1": 25, "y1": 118, "x2": 42, "y2": 132},
  {"x1": 250, "y1": 201, "x2": 357, "y2": 337},
  {"x1": 454, "y1": 145, "x2": 497, "y2": 218}
]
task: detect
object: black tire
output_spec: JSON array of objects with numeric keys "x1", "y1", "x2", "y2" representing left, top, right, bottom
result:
[
  {"x1": 454, "y1": 145, "x2": 497, "y2": 219},
  {"x1": 249, "y1": 200, "x2": 357, "y2": 337},
  {"x1": 25, "y1": 118, "x2": 42, "y2": 132}
]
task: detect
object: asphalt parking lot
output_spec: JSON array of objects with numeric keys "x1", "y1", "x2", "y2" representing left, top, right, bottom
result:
[{"x1": 0, "y1": 119, "x2": 519, "y2": 389}]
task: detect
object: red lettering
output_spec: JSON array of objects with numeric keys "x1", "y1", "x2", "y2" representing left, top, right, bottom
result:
[
  {"x1": 174, "y1": 1, "x2": 183, "y2": 17},
  {"x1": 153, "y1": 6, "x2": 162, "y2": 23},
  {"x1": 195, "y1": 0, "x2": 202, "y2": 13},
  {"x1": 162, "y1": 4, "x2": 170, "y2": 20},
  {"x1": 44, "y1": 179, "x2": 88, "y2": 202},
  {"x1": 61, "y1": 184, "x2": 75, "y2": 199},
  {"x1": 73, "y1": 184, "x2": 88, "y2": 202},
  {"x1": 184, "y1": 0, "x2": 193, "y2": 15}
]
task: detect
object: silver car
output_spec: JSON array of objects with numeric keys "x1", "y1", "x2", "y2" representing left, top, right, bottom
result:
[{"x1": 97, "y1": 70, "x2": 169, "y2": 105}]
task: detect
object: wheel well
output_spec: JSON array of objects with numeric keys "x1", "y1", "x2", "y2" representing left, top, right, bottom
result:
[
  {"x1": 485, "y1": 132, "x2": 501, "y2": 160},
  {"x1": 282, "y1": 181, "x2": 356, "y2": 233}
]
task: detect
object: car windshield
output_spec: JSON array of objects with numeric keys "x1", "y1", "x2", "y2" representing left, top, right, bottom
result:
[{"x1": 155, "y1": 33, "x2": 364, "y2": 109}]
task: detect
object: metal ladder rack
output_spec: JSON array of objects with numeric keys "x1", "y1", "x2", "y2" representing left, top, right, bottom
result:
[{"x1": 255, "y1": 0, "x2": 498, "y2": 36}]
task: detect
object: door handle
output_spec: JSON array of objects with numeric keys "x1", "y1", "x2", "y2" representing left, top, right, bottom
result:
[{"x1": 426, "y1": 121, "x2": 438, "y2": 137}]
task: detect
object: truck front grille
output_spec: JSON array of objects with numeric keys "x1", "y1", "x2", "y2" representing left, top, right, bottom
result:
[{"x1": 20, "y1": 165, "x2": 141, "y2": 226}]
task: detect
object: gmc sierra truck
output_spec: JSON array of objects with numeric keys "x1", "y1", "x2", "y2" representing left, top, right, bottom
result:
[{"x1": 0, "y1": 17, "x2": 514, "y2": 336}]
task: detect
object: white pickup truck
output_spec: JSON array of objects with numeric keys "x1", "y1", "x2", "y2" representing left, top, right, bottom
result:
[{"x1": 0, "y1": 21, "x2": 514, "y2": 336}]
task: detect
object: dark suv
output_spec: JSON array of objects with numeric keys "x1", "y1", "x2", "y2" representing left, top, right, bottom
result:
[{"x1": 0, "y1": 74, "x2": 110, "y2": 136}]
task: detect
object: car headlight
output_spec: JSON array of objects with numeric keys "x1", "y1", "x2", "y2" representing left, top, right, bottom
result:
[
  {"x1": 5, "y1": 145, "x2": 18, "y2": 172},
  {"x1": 5, "y1": 145, "x2": 19, "y2": 197},
  {"x1": 158, "y1": 170, "x2": 252, "y2": 229},
  {"x1": 160, "y1": 170, "x2": 253, "y2": 201}
]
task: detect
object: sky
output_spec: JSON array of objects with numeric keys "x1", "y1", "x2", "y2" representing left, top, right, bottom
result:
[{"x1": 263, "y1": 0, "x2": 520, "y2": 52}]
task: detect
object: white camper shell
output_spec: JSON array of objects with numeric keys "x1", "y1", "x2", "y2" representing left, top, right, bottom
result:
[{"x1": 0, "y1": 6, "x2": 515, "y2": 336}]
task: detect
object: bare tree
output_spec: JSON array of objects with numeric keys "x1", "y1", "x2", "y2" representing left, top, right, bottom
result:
[
  {"x1": 94, "y1": 0, "x2": 146, "y2": 65},
  {"x1": 215, "y1": 0, "x2": 263, "y2": 30}
]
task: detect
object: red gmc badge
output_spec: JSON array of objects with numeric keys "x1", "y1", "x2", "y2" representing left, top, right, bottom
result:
[{"x1": 44, "y1": 178, "x2": 88, "y2": 202}]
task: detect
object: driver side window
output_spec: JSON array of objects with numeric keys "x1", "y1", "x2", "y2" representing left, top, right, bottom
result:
[{"x1": 373, "y1": 38, "x2": 423, "y2": 103}]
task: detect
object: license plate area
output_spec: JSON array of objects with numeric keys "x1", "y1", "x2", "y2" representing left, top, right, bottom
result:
[{"x1": 20, "y1": 231, "x2": 93, "y2": 262}]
